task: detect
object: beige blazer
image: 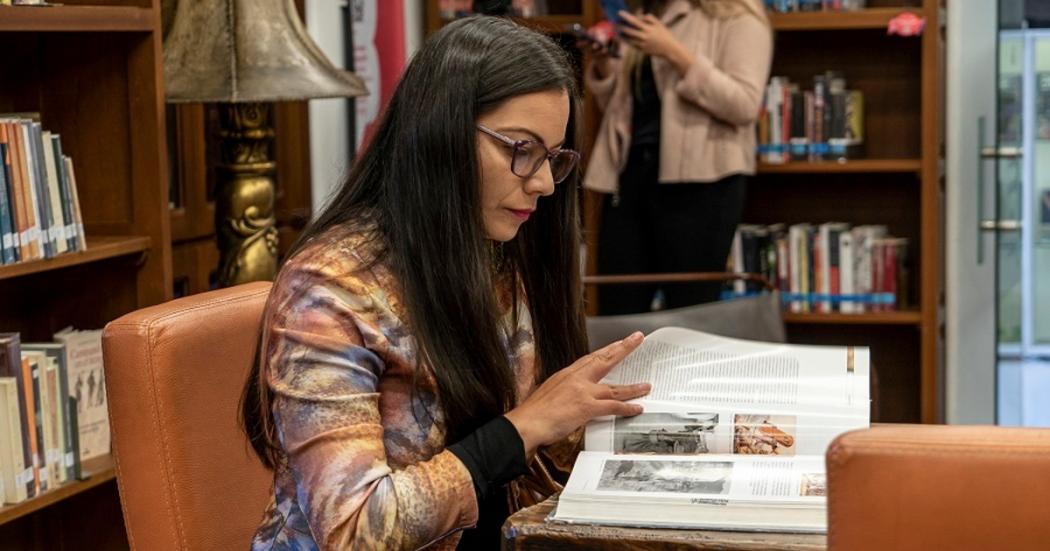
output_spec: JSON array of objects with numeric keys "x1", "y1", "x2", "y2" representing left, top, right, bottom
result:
[{"x1": 582, "y1": 0, "x2": 773, "y2": 193}]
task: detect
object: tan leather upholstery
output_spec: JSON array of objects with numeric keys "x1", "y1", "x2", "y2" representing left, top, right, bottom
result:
[
  {"x1": 827, "y1": 424, "x2": 1050, "y2": 551},
  {"x1": 103, "y1": 282, "x2": 273, "y2": 551}
]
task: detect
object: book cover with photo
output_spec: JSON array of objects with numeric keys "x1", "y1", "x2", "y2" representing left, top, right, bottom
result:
[
  {"x1": 53, "y1": 328, "x2": 108, "y2": 462},
  {"x1": 553, "y1": 327, "x2": 870, "y2": 533}
]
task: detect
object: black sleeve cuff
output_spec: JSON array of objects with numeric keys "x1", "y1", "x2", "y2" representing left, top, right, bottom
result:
[{"x1": 448, "y1": 415, "x2": 529, "y2": 503}]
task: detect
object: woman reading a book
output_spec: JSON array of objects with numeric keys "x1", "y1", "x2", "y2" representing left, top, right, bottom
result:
[
  {"x1": 583, "y1": 0, "x2": 773, "y2": 313},
  {"x1": 240, "y1": 16, "x2": 651, "y2": 551}
]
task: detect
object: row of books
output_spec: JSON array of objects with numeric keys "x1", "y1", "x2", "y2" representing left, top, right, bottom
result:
[
  {"x1": 728, "y1": 223, "x2": 909, "y2": 313},
  {"x1": 757, "y1": 72, "x2": 864, "y2": 164},
  {"x1": 0, "y1": 115, "x2": 86, "y2": 266},
  {"x1": 0, "y1": 329, "x2": 109, "y2": 505},
  {"x1": 764, "y1": 0, "x2": 866, "y2": 12}
]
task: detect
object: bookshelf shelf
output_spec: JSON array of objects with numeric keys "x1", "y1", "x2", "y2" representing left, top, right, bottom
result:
[
  {"x1": 0, "y1": 6, "x2": 154, "y2": 32},
  {"x1": 0, "y1": 454, "x2": 115, "y2": 526},
  {"x1": 770, "y1": 7, "x2": 922, "y2": 31},
  {"x1": 757, "y1": 158, "x2": 922, "y2": 174},
  {"x1": 783, "y1": 310, "x2": 922, "y2": 326},
  {"x1": 0, "y1": 236, "x2": 151, "y2": 282},
  {"x1": 512, "y1": 14, "x2": 584, "y2": 32},
  {"x1": 436, "y1": 13, "x2": 584, "y2": 33}
]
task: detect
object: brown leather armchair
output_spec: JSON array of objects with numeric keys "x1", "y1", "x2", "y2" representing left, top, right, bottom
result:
[
  {"x1": 103, "y1": 282, "x2": 274, "y2": 551},
  {"x1": 827, "y1": 424, "x2": 1050, "y2": 551}
]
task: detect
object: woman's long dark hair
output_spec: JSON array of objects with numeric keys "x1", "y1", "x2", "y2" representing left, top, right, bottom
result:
[{"x1": 242, "y1": 16, "x2": 589, "y2": 469}]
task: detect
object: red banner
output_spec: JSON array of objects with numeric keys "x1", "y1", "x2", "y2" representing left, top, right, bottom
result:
[{"x1": 353, "y1": 0, "x2": 407, "y2": 151}]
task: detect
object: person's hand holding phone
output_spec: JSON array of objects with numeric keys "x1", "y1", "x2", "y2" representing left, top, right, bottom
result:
[{"x1": 618, "y1": 11, "x2": 696, "y2": 76}]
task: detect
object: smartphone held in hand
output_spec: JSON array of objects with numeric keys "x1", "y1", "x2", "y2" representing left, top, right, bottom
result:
[{"x1": 599, "y1": 0, "x2": 630, "y2": 26}]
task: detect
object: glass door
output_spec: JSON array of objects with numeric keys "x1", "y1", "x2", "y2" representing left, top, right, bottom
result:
[{"x1": 995, "y1": 24, "x2": 1050, "y2": 426}]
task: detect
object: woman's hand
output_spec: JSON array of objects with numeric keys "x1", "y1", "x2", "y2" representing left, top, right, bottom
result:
[
  {"x1": 504, "y1": 332, "x2": 651, "y2": 457},
  {"x1": 618, "y1": 11, "x2": 696, "y2": 77}
]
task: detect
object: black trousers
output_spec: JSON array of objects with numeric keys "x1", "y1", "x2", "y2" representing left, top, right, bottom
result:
[{"x1": 597, "y1": 144, "x2": 747, "y2": 315}]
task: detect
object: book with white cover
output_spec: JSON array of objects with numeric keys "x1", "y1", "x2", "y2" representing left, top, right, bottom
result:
[{"x1": 553, "y1": 327, "x2": 870, "y2": 533}]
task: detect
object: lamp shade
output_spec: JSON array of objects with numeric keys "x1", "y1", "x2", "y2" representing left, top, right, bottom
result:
[{"x1": 163, "y1": 0, "x2": 368, "y2": 103}]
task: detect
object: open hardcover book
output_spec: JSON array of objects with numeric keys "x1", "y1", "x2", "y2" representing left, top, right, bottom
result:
[{"x1": 552, "y1": 327, "x2": 870, "y2": 533}]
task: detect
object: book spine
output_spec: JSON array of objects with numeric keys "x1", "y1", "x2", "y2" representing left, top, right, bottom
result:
[
  {"x1": 19, "y1": 357, "x2": 40, "y2": 495},
  {"x1": 0, "y1": 143, "x2": 13, "y2": 264},
  {"x1": 776, "y1": 235, "x2": 790, "y2": 300},
  {"x1": 63, "y1": 157, "x2": 86, "y2": 251},
  {"x1": 789, "y1": 90, "x2": 808, "y2": 161},
  {"x1": 67, "y1": 396, "x2": 81, "y2": 480},
  {"x1": 1, "y1": 138, "x2": 18, "y2": 262},
  {"x1": 846, "y1": 90, "x2": 864, "y2": 153},
  {"x1": 789, "y1": 226, "x2": 802, "y2": 312},
  {"x1": 21, "y1": 123, "x2": 51, "y2": 259},
  {"x1": 54, "y1": 345, "x2": 77, "y2": 482},
  {"x1": 38, "y1": 360, "x2": 62, "y2": 487},
  {"x1": 30, "y1": 124, "x2": 59, "y2": 257},
  {"x1": 0, "y1": 336, "x2": 35, "y2": 499},
  {"x1": 839, "y1": 231, "x2": 855, "y2": 314},
  {"x1": 27, "y1": 358, "x2": 48, "y2": 492},
  {"x1": 827, "y1": 225, "x2": 844, "y2": 310},
  {"x1": 768, "y1": 79, "x2": 784, "y2": 163},
  {"x1": 50, "y1": 135, "x2": 77, "y2": 252},
  {"x1": 816, "y1": 225, "x2": 827, "y2": 313},
  {"x1": 1, "y1": 378, "x2": 28, "y2": 503},
  {"x1": 883, "y1": 240, "x2": 898, "y2": 311},
  {"x1": 40, "y1": 130, "x2": 68, "y2": 255}
]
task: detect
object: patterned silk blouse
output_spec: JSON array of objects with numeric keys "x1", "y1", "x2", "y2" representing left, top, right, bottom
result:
[{"x1": 250, "y1": 225, "x2": 578, "y2": 550}]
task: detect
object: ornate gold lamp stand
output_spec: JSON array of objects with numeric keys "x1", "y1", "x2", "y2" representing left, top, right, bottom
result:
[{"x1": 163, "y1": 0, "x2": 367, "y2": 286}]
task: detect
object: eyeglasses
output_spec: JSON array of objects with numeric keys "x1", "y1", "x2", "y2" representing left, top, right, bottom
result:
[{"x1": 477, "y1": 124, "x2": 580, "y2": 184}]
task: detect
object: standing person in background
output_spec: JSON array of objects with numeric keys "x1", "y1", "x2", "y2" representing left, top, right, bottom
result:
[{"x1": 583, "y1": 0, "x2": 773, "y2": 314}]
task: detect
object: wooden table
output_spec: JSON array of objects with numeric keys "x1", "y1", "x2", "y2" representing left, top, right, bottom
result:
[{"x1": 501, "y1": 496, "x2": 827, "y2": 550}]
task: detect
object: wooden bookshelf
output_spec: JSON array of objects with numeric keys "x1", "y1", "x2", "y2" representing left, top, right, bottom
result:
[
  {"x1": 425, "y1": 0, "x2": 600, "y2": 35},
  {"x1": 757, "y1": 158, "x2": 922, "y2": 174},
  {"x1": 770, "y1": 6, "x2": 922, "y2": 31},
  {"x1": 513, "y1": 14, "x2": 586, "y2": 33},
  {"x1": 0, "y1": 236, "x2": 150, "y2": 281},
  {"x1": 783, "y1": 311, "x2": 922, "y2": 325},
  {"x1": 0, "y1": 454, "x2": 116, "y2": 526},
  {"x1": 749, "y1": 0, "x2": 940, "y2": 423},
  {"x1": 0, "y1": 0, "x2": 170, "y2": 548},
  {"x1": 0, "y1": 5, "x2": 154, "y2": 32}
]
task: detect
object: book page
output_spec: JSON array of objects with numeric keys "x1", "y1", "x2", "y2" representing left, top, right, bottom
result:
[
  {"x1": 589, "y1": 327, "x2": 869, "y2": 455},
  {"x1": 564, "y1": 451, "x2": 826, "y2": 505}
]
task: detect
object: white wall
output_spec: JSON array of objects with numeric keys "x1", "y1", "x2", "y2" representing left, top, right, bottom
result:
[
  {"x1": 305, "y1": 0, "x2": 351, "y2": 216},
  {"x1": 945, "y1": 0, "x2": 997, "y2": 424},
  {"x1": 305, "y1": 0, "x2": 425, "y2": 217}
]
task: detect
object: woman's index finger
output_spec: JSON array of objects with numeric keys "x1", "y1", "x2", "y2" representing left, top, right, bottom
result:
[{"x1": 584, "y1": 332, "x2": 645, "y2": 382}]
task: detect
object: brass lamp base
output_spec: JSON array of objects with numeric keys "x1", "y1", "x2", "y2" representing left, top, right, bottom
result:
[{"x1": 215, "y1": 102, "x2": 279, "y2": 286}]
